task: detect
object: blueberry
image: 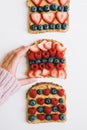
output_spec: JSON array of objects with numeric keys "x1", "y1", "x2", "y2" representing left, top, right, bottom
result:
[
  {"x1": 51, "y1": 88, "x2": 57, "y2": 94},
  {"x1": 46, "y1": 115, "x2": 52, "y2": 120},
  {"x1": 31, "y1": 6, "x2": 37, "y2": 12},
  {"x1": 37, "y1": 6, "x2": 43, "y2": 12},
  {"x1": 50, "y1": 4, "x2": 57, "y2": 11},
  {"x1": 49, "y1": 24, "x2": 55, "y2": 29},
  {"x1": 37, "y1": 25, "x2": 43, "y2": 30},
  {"x1": 36, "y1": 60, "x2": 41, "y2": 64},
  {"x1": 37, "y1": 89, "x2": 43, "y2": 95},
  {"x1": 43, "y1": 24, "x2": 49, "y2": 30},
  {"x1": 45, "y1": 98, "x2": 51, "y2": 104},
  {"x1": 64, "y1": 6, "x2": 69, "y2": 12},
  {"x1": 57, "y1": 6, "x2": 64, "y2": 11},
  {"x1": 59, "y1": 98, "x2": 64, "y2": 103},
  {"x1": 54, "y1": 58, "x2": 60, "y2": 64},
  {"x1": 60, "y1": 58, "x2": 65, "y2": 64},
  {"x1": 43, "y1": 5, "x2": 50, "y2": 12},
  {"x1": 42, "y1": 59, "x2": 47, "y2": 63},
  {"x1": 61, "y1": 23, "x2": 68, "y2": 30},
  {"x1": 29, "y1": 100, "x2": 36, "y2": 106},
  {"x1": 52, "y1": 106, "x2": 58, "y2": 112},
  {"x1": 29, "y1": 115, "x2": 36, "y2": 122},
  {"x1": 59, "y1": 114, "x2": 65, "y2": 120},
  {"x1": 55, "y1": 24, "x2": 61, "y2": 29},
  {"x1": 29, "y1": 60, "x2": 35, "y2": 65},
  {"x1": 30, "y1": 25, "x2": 37, "y2": 30},
  {"x1": 37, "y1": 106, "x2": 44, "y2": 113},
  {"x1": 48, "y1": 57, "x2": 54, "y2": 62}
]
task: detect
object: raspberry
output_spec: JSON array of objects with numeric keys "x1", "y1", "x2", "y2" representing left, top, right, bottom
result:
[
  {"x1": 42, "y1": 51, "x2": 50, "y2": 59},
  {"x1": 35, "y1": 51, "x2": 42, "y2": 59},
  {"x1": 28, "y1": 107, "x2": 36, "y2": 114},
  {"x1": 58, "y1": 89, "x2": 65, "y2": 96},
  {"x1": 43, "y1": 88, "x2": 50, "y2": 96},
  {"x1": 56, "y1": 63, "x2": 65, "y2": 70},
  {"x1": 52, "y1": 114, "x2": 59, "y2": 121},
  {"x1": 37, "y1": 114, "x2": 45, "y2": 120},
  {"x1": 29, "y1": 89, "x2": 37, "y2": 98},
  {"x1": 56, "y1": 51, "x2": 65, "y2": 59},
  {"x1": 28, "y1": 52, "x2": 35, "y2": 60},
  {"x1": 44, "y1": 106, "x2": 52, "y2": 114},
  {"x1": 31, "y1": 64, "x2": 39, "y2": 71},
  {"x1": 37, "y1": 98, "x2": 44, "y2": 105},
  {"x1": 46, "y1": 62, "x2": 54, "y2": 70},
  {"x1": 58, "y1": 104, "x2": 66, "y2": 113},
  {"x1": 39, "y1": 63, "x2": 45, "y2": 70},
  {"x1": 49, "y1": 49, "x2": 56, "y2": 57},
  {"x1": 51, "y1": 98, "x2": 58, "y2": 105}
]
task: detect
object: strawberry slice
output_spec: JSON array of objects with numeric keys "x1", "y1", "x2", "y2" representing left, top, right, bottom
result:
[
  {"x1": 51, "y1": 68, "x2": 59, "y2": 77},
  {"x1": 30, "y1": 13, "x2": 42, "y2": 25},
  {"x1": 38, "y1": 40, "x2": 47, "y2": 51},
  {"x1": 53, "y1": 42, "x2": 66, "y2": 52},
  {"x1": 59, "y1": 0, "x2": 68, "y2": 6},
  {"x1": 34, "y1": 70, "x2": 43, "y2": 77},
  {"x1": 46, "y1": 0, "x2": 54, "y2": 4},
  {"x1": 28, "y1": 70, "x2": 35, "y2": 78},
  {"x1": 58, "y1": 69, "x2": 67, "y2": 79},
  {"x1": 56, "y1": 12, "x2": 69, "y2": 24},
  {"x1": 29, "y1": 44, "x2": 40, "y2": 52},
  {"x1": 44, "y1": 41, "x2": 52, "y2": 50},
  {"x1": 41, "y1": 69, "x2": 50, "y2": 77},
  {"x1": 32, "y1": 0, "x2": 42, "y2": 6},
  {"x1": 42, "y1": 13, "x2": 55, "y2": 24}
]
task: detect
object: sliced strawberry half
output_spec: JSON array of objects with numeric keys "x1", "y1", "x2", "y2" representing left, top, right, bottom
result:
[
  {"x1": 44, "y1": 41, "x2": 52, "y2": 50},
  {"x1": 32, "y1": 0, "x2": 42, "y2": 6},
  {"x1": 59, "y1": 0, "x2": 68, "y2": 6},
  {"x1": 56, "y1": 12, "x2": 69, "y2": 24},
  {"x1": 38, "y1": 40, "x2": 47, "y2": 51},
  {"x1": 28, "y1": 70, "x2": 35, "y2": 78},
  {"x1": 55, "y1": 43, "x2": 66, "y2": 52},
  {"x1": 41, "y1": 69, "x2": 50, "y2": 77},
  {"x1": 46, "y1": 0, "x2": 54, "y2": 4},
  {"x1": 30, "y1": 13, "x2": 42, "y2": 25},
  {"x1": 34, "y1": 70, "x2": 43, "y2": 77},
  {"x1": 51, "y1": 68, "x2": 59, "y2": 78},
  {"x1": 42, "y1": 13, "x2": 55, "y2": 24},
  {"x1": 29, "y1": 44, "x2": 40, "y2": 52},
  {"x1": 58, "y1": 69, "x2": 67, "y2": 79}
]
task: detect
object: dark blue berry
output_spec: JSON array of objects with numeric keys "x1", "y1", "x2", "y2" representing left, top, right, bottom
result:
[
  {"x1": 52, "y1": 106, "x2": 58, "y2": 112},
  {"x1": 37, "y1": 6, "x2": 43, "y2": 12},
  {"x1": 60, "y1": 58, "x2": 65, "y2": 64},
  {"x1": 51, "y1": 88, "x2": 57, "y2": 94},
  {"x1": 46, "y1": 115, "x2": 52, "y2": 120},
  {"x1": 59, "y1": 114, "x2": 65, "y2": 120},
  {"x1": 29, "y1": 115, "x2": 36, "y2": 122},
  {"x1": 37, "y1": 106, "x2": 44, "y2": 113},
  {"x1": 54, "y1": 58, "x2": 60, "y2": 64},
  {"x1": 37, "y1": 89, "x2": 43, "y2": 95},
  {"x1": 36, "y1": 60, "x2": 41, "y2": 64},
  {"x1": 29, "y1": 60, "x2": 35, "y2": 65},
  {"x1": 50, "y1": 4, "x2": 57, "y2": 11},
  {"x1": 43, "y1": 5, "x2": 50, "y2": 12},
  {"x1": 61, "y1": 23, "x2": 68, "y2": 30},
  {"x1": 42, "y1": 59, "x2": 47, "y2": 63},
  {"x1": 59, "y1": 98, "x2": 64, "y2": 103},
  {"x1": 30, "y1": 25, "x2": 37, "y2": 30},
  {"x1": 31, "y1": 6, "x2": 37, "y2": 12},
  {"x1": 49, "y1": 24, "x2": 55, "y2": 29},
  {"x1": 48, "y1": 57, "x2": 54, "y2": 62},
  {"x1": 37, "y1": 25, "x2": 43, "y2": 30},
  {"x1": 55, "y1": 24, "x2": 61, "y2": 29},
  {"x1": 43, "y1": 24, "x2": 49, "y2": 30},
  {"x1": 45, "y1": 98, "x2": 51, "y2": 104},
  {"x1": 29, "y1": 100, "x2": 36, "y2": 106},
  {"x1": 57, "y1": 6, "x2": 64, "y2": 11},
  {"x1": 64, "y1": 6, "x2": 69, "y2": 12}
]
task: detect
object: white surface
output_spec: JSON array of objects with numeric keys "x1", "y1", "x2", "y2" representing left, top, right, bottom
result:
[{"x1": 0, "y1": 0, "x2": 87, "y2": 130}]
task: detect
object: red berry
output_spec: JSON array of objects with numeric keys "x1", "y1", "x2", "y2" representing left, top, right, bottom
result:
[
  {"x1": 28, "y1": 107, "x2": 36, "y2": 114},
  {"x1": 58, "y1": 89, "x2": 65, "y2": 96},
  {"x1": 29, "y1": 89, "x2": 37, "y2": 98},
  {"x1": 49, "y1": 49, "x2": 56, "y2": 57},
  {"x1": 35, "y1": 51, "x2": 42, "y2": 59},
  {"x1": 42, "y1": 51, "x2": 50, "y2": 59},
  {"x1": 44, "y1": 106, "x2": 52, "y2": 114},
  {"x1": 52, "y1": 114, "x2": 59, "y2": 121},
  {"x1": 43, "y1": 88, "x2": 50, "y2": 96},
  {"x1": 28, "y1": 52, "x2": 35, "y2": 60},
  {"x1": 37, "y1": 98, "x2": 44, "y2": 105},
  {"x1": 46, "y1": 62, "x2": 54, "y2": 70},
  {"x1": 58, "y1": 104, "x2": 66, "y2": 113},
  {"x1": 51, "y1": 98, "x2": 58, "y2": 105},
  {"x1": 39, "y1": 63, "x2": 45, "y2": 70},
  {"x1": 56, "y1": 51, "x2": 65, "y2": 59},
  {"x1": 56, "y1": 63, "x2": 65, "y2": 70},
  {"x1": 31, "y1": 64, "x2": 39, "y2": 71},
  {"x1": 37, "y1": 114, "x2": 45, "y2": 120}
]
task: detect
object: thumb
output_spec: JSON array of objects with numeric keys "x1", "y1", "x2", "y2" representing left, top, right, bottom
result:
[{"x1": 18, "y1": 78, "x2": 37, "y2": 86}]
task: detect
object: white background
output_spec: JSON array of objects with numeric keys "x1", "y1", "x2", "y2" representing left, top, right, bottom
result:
[{"x1": 0, "y1": 0, "x2": 87, "y2": 129}]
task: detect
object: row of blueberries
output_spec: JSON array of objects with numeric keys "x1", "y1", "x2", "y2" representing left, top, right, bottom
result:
[
  {"x1": 31, "y1": 4, "x2": 69, "y2": 12},
  {"x1": 30, "y1": 23, "x2": 68, "y2": 31},
  {"x1": 29, "y1": 114, "x2": 65, "y2": 121}
]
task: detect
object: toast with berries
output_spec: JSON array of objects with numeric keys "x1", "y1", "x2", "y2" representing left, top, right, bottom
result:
[
  {"x1": 27, "y1": 39, "x2": 67, "y2": 78},
  {"x1": 26, "y1": 82, "x2": 67, "y2": 124},
  {"x1": 27, "y1": 0, "x2": 70, "y2": 33}
]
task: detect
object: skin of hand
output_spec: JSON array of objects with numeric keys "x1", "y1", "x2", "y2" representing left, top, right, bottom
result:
[{"x1": 1, "y1": 45, "x2": 36, "y2": 86}]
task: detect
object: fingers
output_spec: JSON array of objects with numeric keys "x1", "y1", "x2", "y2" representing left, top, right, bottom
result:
[{"x1": 18, "y1": 78, "x2": 37, "y2": 86}]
